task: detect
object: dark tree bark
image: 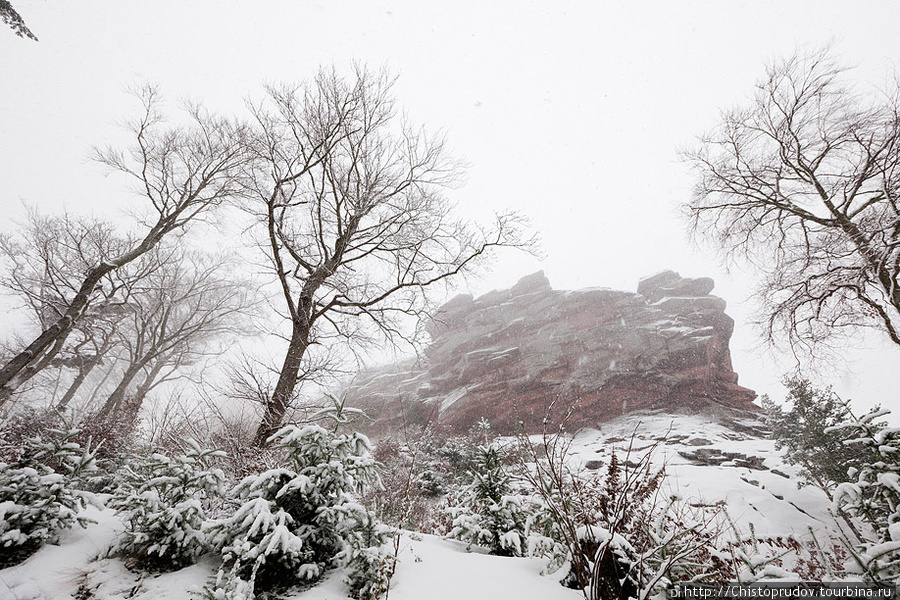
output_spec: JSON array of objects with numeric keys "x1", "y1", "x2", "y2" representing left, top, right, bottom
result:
[
  {"x1": 245, "y1": 68, "x2": 531, "y2": 446},
  {"x1": 683, "y1": 47, "x2": 900, "y2": 357},
  {"x1": 131, "y1": 358, "x2": 166, "y2": 409},
  {"x1": 0, "y1": 88, "x2": 247, "y2": 404},
  {"x1": 0, "y1": 265, "x2": 112, "y2": 401},
  {"x1": 96, "y1": 357, "x2": 152, "y2": 420},
  {"x1": 56, "y1": 353, "x2": 103, "y2": 411},
  {"x1": 252, "y1": 321, "x2": 311, "y2": 446},
  {"x1": 102, "y1": 357, "x2": 169, "y2": 429}
]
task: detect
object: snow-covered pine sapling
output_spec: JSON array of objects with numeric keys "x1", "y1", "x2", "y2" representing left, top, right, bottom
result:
[
  {"x1": 0, "y1": 423, "x2": 99, "y2": 568},
  {"x1": 109, "y1": 439, "x2": 226, "y2": 571},
  {"x1": 830, "y1": 406, "x2": 900, "y2": 583},
  {"x1": 448, "y1": 441, "x2": 526, "y2": 556},
  {"x1": 206, "y1": 424, "x2": 391, "y2": 599},
  {"x1": 763, "y1": 378, "x2": 877, "y2": 498},
  {"x1": 447, "y1": 419, "x2": 562, "y2": 562},
  {"x1": 310, "y1": 393, "x2": 371, "y2": 433}
]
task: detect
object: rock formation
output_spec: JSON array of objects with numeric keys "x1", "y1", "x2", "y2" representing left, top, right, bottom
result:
[{"x1": 343, "y1": 271, "x2": 757, "y2": 434}]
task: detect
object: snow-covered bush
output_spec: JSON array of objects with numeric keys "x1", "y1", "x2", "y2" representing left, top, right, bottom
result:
[
  {"x1": 366, "y1": 437, "x2": 434, "y2": 532},
  {"x1": 108, "y1": 439, "x2": 226, "y2": 571},
  {"x1": 764, "y1": 378, "x2": 876, "y2": 496},
  {"x1": 633, "y1": 497, "x2": 734, "y2": 588},
  {"x1": 0, "y1": 408, "x2": 63, "y2": 464},
  {"x1": 450, "y1": 492, "x2": 537, "y2": 557},
  {"x1": 516, "y1": 422, "x2": 708, "y2": 600},
  {"x1": 447, "y1": 438, "x2": 560, "y2": 560},
  {"x1": 442, "y1": 420, "x2": 559, "y2": 560},
  {"x1": 367, "y1": 429, "x2": 483, "y2": 535},
  {"x1": 830, "y1": 406, "x2": 900, "y2": 582},
  {"x1": 0, "y1": 422, "x2": 98, "y2": 568},
  {"x1": 206, "y1": 424, "x2": 391, "y2": 599}
]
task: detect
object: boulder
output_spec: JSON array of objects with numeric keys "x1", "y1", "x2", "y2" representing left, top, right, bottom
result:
[
  {"x1": 343, "y1": 271, "x2": 757, "y2": 435},
  {"x1": 638, "y1": 270, "x2": 717, "y2": 303}
]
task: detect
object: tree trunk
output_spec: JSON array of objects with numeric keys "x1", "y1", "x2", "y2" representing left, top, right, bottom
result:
[
  {"x1": 96, "y1": 358, "x2": 150, "y2": 420},
  {"x1": 56, "y1": 354, "x2": 102, "y2": 411},
  {"x1": 88, "y1": 356, "x2": 120, "y2": 406},
  {"x1": 252, "y1": 321, "x2": 311, "y2": 447},
  {"x1": 0, "y1": 223, "x2": 167, "y2": 405},
  {"x1": 116, "y1": 358, "x2": 167, "y2": 428},
  {"x1": 0, "y1": 265, "x2": 111, "y2": 404}
]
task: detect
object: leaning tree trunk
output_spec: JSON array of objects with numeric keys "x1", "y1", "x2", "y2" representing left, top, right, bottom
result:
[
  {"x1": 252, "y1": 320, "x2": 311, "y2": 447},
  {"x1": 56, "y1": 354, "x2": 103, "y2": 411},
  {"x1": 0, "y1": 226, "x2": 166, "y2": 405},
  {"x1": 87, "y1": 356, "x2": 120, "y2": 407},
  {"x1": 115, "y1": 358, "x2": 167, "y2": 429},
  {"x1": 0, "y1": 265, "x2": 111, "y2": 404},
  {"x1": 96, "y1": 357, "x2": 151, "y2": 421},
  {"x1": 252, "y1": 215, "x2": 352, "y2": 447}
]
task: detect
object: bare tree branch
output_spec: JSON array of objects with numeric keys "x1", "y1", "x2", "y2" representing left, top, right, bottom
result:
[
  {"x1": 241, "y1": 67, "x2": 535, "y2": 446},
  {"x1": 683, "y1": 46, "x2": 900, "y2": 359},
  {"x1": 0, "y1": 87, "x2": 249, "y2": 403}
]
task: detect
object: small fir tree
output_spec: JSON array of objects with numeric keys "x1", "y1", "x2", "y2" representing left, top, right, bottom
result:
[
  {"x1": 831, "y1": 406, "x2": 900, "y2": 582},
  {"x1": 109, "y1": 439, "x2": 227, "y2": 571},
  {"x1": 206, "y1": 424, "x2": 391, "y2": 599},
  {"x1": 0, "y1": 422, "x2": 98, "y2": 567},
  {"x1": 447, "y1": 420, "x2": 561, "y2": 559},
  {"x1": 764, "y1": 377, "x2": 875, "y2": 496}
]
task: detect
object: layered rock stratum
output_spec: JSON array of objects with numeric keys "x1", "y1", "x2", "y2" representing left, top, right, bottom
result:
[{"x1": 344, "y1": 270, "x2": 757, "y2": 434}]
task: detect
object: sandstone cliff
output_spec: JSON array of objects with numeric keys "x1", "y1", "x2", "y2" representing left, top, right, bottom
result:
[{"x1": 343, "y1": 270, "x2": 757, "y2": 434}]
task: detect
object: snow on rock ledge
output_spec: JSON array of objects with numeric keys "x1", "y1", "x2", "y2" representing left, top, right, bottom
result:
[{"x1": 344, "y1": 270, "x2": 757, "y2": 434}]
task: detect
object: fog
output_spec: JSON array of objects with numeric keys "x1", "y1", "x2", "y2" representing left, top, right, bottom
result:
[{"x1": 2, "y1": 0, "x2": 900, "y2": 412}]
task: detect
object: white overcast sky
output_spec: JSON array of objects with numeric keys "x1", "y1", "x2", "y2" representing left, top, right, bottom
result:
[{"x1": 2, "y1": 0, "x2": 900, "y2": 411}]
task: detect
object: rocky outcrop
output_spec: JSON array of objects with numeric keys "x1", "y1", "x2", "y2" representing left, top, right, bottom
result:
[{"x1": 343, "y1": 271, "x2": 757, "y2": 434}]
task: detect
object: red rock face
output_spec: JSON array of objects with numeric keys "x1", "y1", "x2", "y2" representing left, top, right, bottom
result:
[{"x1": 344, "y1": 271, "x2": 758, "y2": 435}]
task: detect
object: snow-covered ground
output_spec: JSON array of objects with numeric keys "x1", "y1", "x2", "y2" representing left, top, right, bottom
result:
[
  {"x1": 0, "y1": 510, "x2": 581, "y2": 600},
  {"x1": 562, "y1": 410, "x2": 833, "y2": 538},
  {"x1": 0, "y1": 410, "x2": 837, "y2": 600},
  {"x1": 302, "y1": 536, "x2": 582, "y2": 600}
]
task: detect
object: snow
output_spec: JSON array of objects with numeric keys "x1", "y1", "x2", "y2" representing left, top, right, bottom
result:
[
  {"x1": 0, "y1": 523, "x2": 581, "y2": 600},
  {"x1": 561, "y1": 412, "x2": 835, "y2": 537},
  {"x1": 78, "y1": 556, "x2": 213, "y2": 600},
  {"x1": 398, "y1": 374, "x2": 427, "y2": 386},
  {"x1": 372, "y1": 534, "x2": 580, "y2": 600},
  {"x1": 0, "y1": 410, "x2": 854, "y2": 599},
  {"x1": 438, "y1": 387, "x2": 468, "y2": 414},
  {"x1": 877, "y1": 472, "x2": 900, "y2": 495}
]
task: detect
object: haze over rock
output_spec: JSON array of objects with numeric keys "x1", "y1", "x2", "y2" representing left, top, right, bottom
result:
[{"x1": 344, "y1": 271, "x2": 757, "y2": 434}]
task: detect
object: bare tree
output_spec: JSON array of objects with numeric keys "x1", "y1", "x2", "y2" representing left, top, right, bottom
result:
[
  {"x1": 683, "y1": 47, "x2": 900, "y2": 356},
  {"x1": 0, "y1": 210, "x2": 120, "y2": 327},
  {"x1": 242, "y1": 67, "x2": 530, "y2": 446},
  {"x1": 93, "y1": 245, "x2": 254, "y2": 429},
  {"x1": 0, "y1": 209, "x2": 132, "y2": 408},
  {"x1": 221, "y1": 349, "x2": 341, "y2": 418},
  {"x1": 54, "y1": 331, "x2": 118, "y2": 411},
  {"x1": 0, "y1": 86, "x2": 248, "y2": 403}
]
